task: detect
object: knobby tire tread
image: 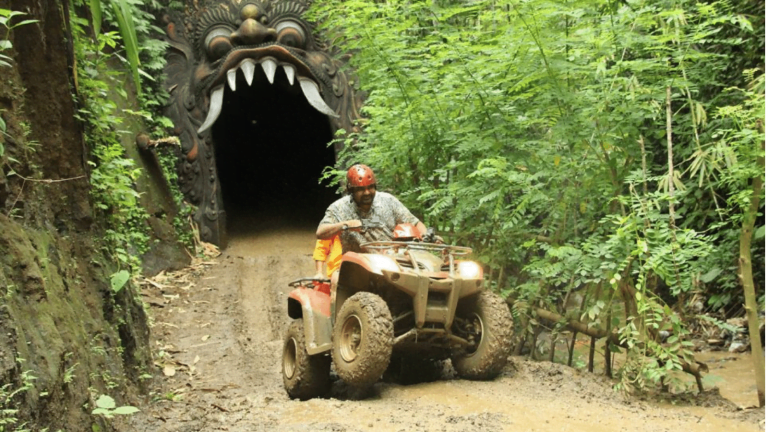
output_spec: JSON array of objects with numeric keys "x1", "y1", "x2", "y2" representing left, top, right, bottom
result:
[
  {"x1": 452, "y1": 291, "x2": 514, "y2": 380},
  {"x1": 283, "y1": 319, "x2": 331, "y2": 399},
  {"x1": 332, "y1": 292, "x2": 394, "y2": 387}
]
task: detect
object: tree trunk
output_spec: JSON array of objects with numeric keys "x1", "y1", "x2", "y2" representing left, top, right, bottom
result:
[
  {"x1": 739, "y1": 142, "x2": 765, "y2": 407},
  {"x1": 529, "y1": 325, "x2": 541, "y2": 360},
  {"x1": 568, "y1": 290, "x2": 588, "y2": 367}
]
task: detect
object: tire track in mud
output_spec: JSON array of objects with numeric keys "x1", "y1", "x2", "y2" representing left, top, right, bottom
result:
[{"x1": 123, "y1": 226, "x2": 764, "y2": 432}]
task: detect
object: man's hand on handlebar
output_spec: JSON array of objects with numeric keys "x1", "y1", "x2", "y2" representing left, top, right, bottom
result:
[
  {"x1": 343, "y1": 220, "x2": 363, "y2": 231},
  {"x1": 423, "y1": 227, "x2": 445, "y2": 244}
]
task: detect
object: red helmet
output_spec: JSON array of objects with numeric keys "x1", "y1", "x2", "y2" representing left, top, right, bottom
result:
[
  {"x1": 393, "y1": 223, "x2": 421, "y2": 241},
  {"x1": 346, "y1": 164, "x2": 376, "y2": 188}
]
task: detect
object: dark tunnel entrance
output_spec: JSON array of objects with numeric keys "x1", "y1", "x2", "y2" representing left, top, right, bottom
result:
[{"x1": 211, "y1": 72, "x2": 338, "y2": 237}]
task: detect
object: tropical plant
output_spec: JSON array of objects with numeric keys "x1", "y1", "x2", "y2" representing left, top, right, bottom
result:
[{"x1": 308, "y1": 0, "x2": 764, "y2": 399}]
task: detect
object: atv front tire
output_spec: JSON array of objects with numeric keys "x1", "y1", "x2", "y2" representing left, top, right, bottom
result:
[
  {"x1": 451, "y1": 291, "x2": 514, "y2": 380},
  {"x1": 283, "y1": 319, "x2": 331, "y2": 399},
  {"x1": 332, "y1": 292, "x2": 393, "y2": 387}
]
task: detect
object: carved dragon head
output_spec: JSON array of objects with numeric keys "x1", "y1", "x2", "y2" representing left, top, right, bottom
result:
[{"x1": 161, "y1": 0, "x2": 364, "y2": 246}]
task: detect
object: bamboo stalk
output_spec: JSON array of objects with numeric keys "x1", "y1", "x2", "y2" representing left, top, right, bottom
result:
[
  {"x1": 605, "y1": 307, "x2": 612, "y2": 377},
  {"x1": 665, "y1": 86, "x2": 684, "y2": 297},
  {"x1": 739, "y1": 140, "x2": 765, "y2": 407}
]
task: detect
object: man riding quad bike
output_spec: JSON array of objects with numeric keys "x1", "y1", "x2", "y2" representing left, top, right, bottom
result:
[{"x1": 282, "y1": 222, "x2": 514, "y2": 399}]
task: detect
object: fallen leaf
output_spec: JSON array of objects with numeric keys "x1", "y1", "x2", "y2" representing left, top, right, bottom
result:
[
  {"x1": 163, "y1": 365, "x2": 176, "y2": 377},
  {"x1": 194, "y1": 355, "x2": 200, "y2": 364},
  {"x1": 201, "y1": 335, "x2": 210, "y2": 341}
]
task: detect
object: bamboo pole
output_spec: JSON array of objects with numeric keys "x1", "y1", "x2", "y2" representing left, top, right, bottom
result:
[{"x1": 739, "y1": 140, "x2": 765, "y2": 407}]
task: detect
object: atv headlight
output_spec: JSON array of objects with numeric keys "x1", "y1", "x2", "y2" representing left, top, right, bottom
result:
[
  {"x1": 458, "y1": 261, "x2": 482, "y2": 279},
  {"x1": 367, "y1": 255, "x2": 400, "y2": 273}
]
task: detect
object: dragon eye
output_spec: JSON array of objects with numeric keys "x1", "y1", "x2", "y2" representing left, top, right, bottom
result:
[
  {"x1": 275, "y1": 20, "x2": 306, "y2": 49},
  {"x1": 205, "y1": 27, "x2": 233, "y2": 61}
]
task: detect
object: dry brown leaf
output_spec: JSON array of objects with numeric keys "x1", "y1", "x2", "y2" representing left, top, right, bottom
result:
[
  {"x1": 201, "y1": 335, "x2": 210, "y2": 341},
  {"x1": 157, "y1": 322, "x2": 179, "y2": 328},
  {"x1": 163, "y1": 365, "x2": 176, "y2": 377}
]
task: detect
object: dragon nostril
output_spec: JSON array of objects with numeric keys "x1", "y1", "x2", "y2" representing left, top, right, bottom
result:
[
  {"x1": 263, "y1": 32, "x2": 277, "y2": 44},
  {"x1": 231, "y1": 18, "x2": 276, "y2": 46}
]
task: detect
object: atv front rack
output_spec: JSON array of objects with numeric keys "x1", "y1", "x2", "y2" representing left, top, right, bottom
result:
[
  {"x1": 288, "y1": 277, "x2": 331, "y2": 287},
  {"x1": 359, "y1": 241, "x2": 473, "y2": 277},
  {"x1": 359, "y1": 241, "x2": 472, "y2": 256}
]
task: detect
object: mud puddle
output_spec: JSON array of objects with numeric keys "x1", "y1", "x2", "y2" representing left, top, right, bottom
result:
[{"x1": 119, "y1": 222, "x2": 764, "y2": 432}]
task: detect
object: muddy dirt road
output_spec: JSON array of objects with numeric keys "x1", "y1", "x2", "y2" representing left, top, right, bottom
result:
[{"x1": 122, "y1": 218, "x2": 764, "y2": 432}]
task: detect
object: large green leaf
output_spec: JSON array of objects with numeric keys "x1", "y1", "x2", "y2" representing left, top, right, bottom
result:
[
  {"x1": 90, "y1": 0, "x2": 102, "y2": 36},
  {"x1": 110, "y1": 0, "x2": 140, "y2": 95},
  {"x1": 113, "y1": 406, "x2": 140, "y2": 415},
  {"x1": 95, "y1": 395, "x2": 116, "y2": 409},
  {"x1": 110, "y1": 270, "x2": 130, "y2": 293}
]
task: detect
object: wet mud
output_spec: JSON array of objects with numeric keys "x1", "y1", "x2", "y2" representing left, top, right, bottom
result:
[{"x1": 120, "y1": 221, "x2": 765, "y2": 432}]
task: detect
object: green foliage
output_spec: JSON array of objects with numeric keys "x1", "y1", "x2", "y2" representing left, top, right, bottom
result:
[
  {"x1": 102, "y1": 0, "x2": 194, "y2": 249},
  {"x1": 0, "y1": 9, "x2": 38, "y2": 68},
  {"x1": 109, "y1": 270, "x2": 130, "y2": 293},
  {"x1": 73, "y1": 0, "x2": 195, "y2": 268},
  {"x1": 0, "y1": 364, "x2": 37, "y2": 432},
  {"x1": 0, "y1": 9, "x2": 38, "y2": 159},
  {"x1": 109, "y1": 0, "x2": 141, "y2": 93},
  {"x1": 87, "y1": 0, "x2": 142, "y2": 93},
  {"x1": 311, "y1": 0, "x2": 764, "y2": 389},
  {"x1": 91, "y1": 395, "x2": 139, "y2": 419},
  {"x1": 89, "y1": 0, "x2": 102, "y2": 37},
  {"x1": 71, "y1": 10, "x2": 150, "y2": 273}
]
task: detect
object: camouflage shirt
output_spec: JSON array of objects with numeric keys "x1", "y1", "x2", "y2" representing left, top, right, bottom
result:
[{"x1": 318, "y1": 192, "x2": 420, "y2": 253}]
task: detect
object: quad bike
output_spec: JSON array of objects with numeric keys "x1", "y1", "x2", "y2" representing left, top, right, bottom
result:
[{"x1": 282, "y1": 224, "x2": 514, "y2": 400}]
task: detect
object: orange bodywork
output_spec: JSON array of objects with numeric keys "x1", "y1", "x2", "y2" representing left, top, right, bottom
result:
[
  {"x1": 288, "y1": 283, "x2": 331, "y2": 317},
  {"x1": 287, "y1": 281, "x2": 333, "y2": 355}
]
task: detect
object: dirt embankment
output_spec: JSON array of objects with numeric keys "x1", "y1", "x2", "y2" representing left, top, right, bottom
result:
[
  {"x1": 121, "y1": 222, "x2": 764, "y2": 432},
  {"x1": 0, "y1": 0, "x2": 154, "y2": 429}
]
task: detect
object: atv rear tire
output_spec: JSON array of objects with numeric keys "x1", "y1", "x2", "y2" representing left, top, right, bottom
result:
[
  {"x1": 451, "y1": 291, "x2": 514, "y2": 380},
  {"x1": 283, "y1": 319, "x2": 331, "y2": 399},
  {"x1": 332, "y1": 292, "x2": 393, "y2": 387}
]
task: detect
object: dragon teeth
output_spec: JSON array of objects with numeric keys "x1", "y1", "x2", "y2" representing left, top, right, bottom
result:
[
  {"x1": 197, "y1": 85, "x2": 225, "y2": 134},
  {"x1": 283, "y1": 64, "x2": 295, "y2": 86},
  {"x1": 203, "y1": 61, "x2": 339, "y2": 126},
  {"x1": 261, "y1": 58, "x2": 277, "y2": 84},
  {"x1": 227, "y1": 69, "x2": 237, "y2": 92},
  {"x1": 240, "y1": 59, "x2": 256, "y2": 86},
  {"x1": 299, "y1": 78, "x2": 338, "y2": 118}
]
